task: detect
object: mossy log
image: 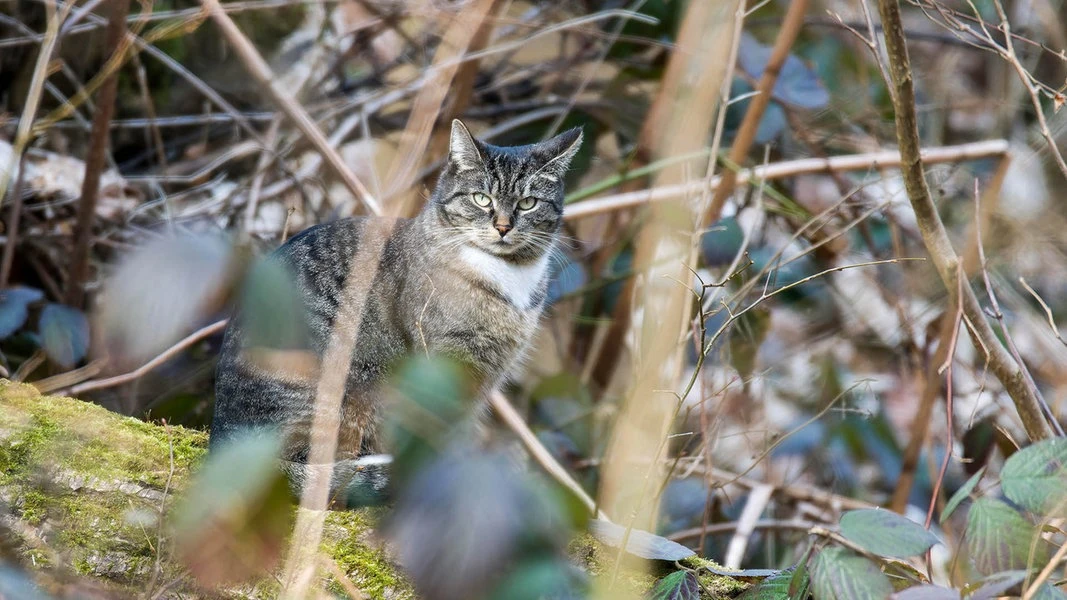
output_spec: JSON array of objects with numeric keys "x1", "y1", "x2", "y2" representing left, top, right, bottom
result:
[{"x1": 0, "y1": 381, "x2": 744, "y2": 599}]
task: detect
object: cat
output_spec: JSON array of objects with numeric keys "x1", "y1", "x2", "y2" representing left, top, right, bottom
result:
[{"x1": 211, "y1": 120, "x2": 582, "y2": 508}]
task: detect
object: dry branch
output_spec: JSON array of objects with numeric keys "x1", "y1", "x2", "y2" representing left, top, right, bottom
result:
[
  {"x1": 564, "y1": 140, "x2": 1010, "y2": 221},
  {"x1": 703, "y1": 0, "x2": 810, "y2": 228},
  {"x1": 200, "y1": 0, "x2": 381, "y2": 216},
  {"x1": 876, "y1": 0, "x2": 1053, "y2": 441}
]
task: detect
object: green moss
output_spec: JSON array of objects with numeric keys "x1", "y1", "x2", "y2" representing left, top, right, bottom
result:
[
  {"x1": 322, "y1": 511, "x2": 415, "y2": 600},
  {"x1": 680, "y1": 556, "x2": 751, "y2": 597}
]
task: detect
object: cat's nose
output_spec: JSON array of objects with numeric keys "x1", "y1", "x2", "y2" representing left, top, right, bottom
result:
[{"x1": 494, "y1": 223, "x2": 513, "y2": 237}]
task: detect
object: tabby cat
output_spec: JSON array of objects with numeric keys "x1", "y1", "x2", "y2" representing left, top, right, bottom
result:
[{"x1": 212, "y1": 120, "x2": 582, "y2": 507}]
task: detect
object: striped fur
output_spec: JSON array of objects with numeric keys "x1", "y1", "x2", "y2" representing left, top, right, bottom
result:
[{"x1": 212, "y1": 121, "x2": 582, "y2": 508}]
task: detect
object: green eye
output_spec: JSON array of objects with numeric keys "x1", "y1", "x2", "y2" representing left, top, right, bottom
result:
[
  {"x1": 517, "y1": 197, "x2": 538, "y2": 211},
  {"x1": 471, "y1": 192, "x2": 493, "y2": 208}
]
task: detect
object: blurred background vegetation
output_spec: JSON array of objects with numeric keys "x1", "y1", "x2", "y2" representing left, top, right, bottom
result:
[{"x1": 3, "y1": 0, "x2": 1067, "y2": 598}]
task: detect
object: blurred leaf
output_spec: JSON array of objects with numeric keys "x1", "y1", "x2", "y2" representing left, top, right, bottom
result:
[
  {"x1": 658, "y1": 478, "x2": 708, "y2": 534},
  {"x1": 966, "y1": 498, "x2": 1048, "y2": 575},
  {"x1": 98, "y1": 232, "x2": 236, "y2": 366},
  {"x1": 839, "y1": 509, "x2": 939, "y2": 558},
  {"x1": 726, "y1": 79, "x2": 787, "y2": 144},
  {"x1": 940, "y1": 466, "x2": 985, "y2": 524},
  {"x1": 965, "y1": 570, "x2": 1028, "y2": 600},
  {"x1": 647, "y1": 570, "x2": 700, "y2": 600},
  {"x1": 0, "y1": 286, "x2": 43, "y2": 338},
  {"x1": 890, "y1": 585, "x2": 961, "y2": 599},
  {"x1": 546, "y1": 253, "x2": 588, "y2": 306},
  {"x1": 0, "y1": 565, "x2": 51, "y2": 600},
  {"x1": 728, "y1": 307, "x2": 770, "y2": 381},
  {"x1": 387, "y1": 355, "x2": 471, "y2": 485},
  {"x1": 601, "y1": 247, "x2": 633, "y2": 315},
  {"x1": 488, "y1": 557, "x2": 586, "y2": 600},
  {"x1": 38, "y1": 303, "x2": 90, "y2": 368},
  {"x1": 737, "y1": 32, "x2": 830, "y2": 109},
  {"x1": 173, "y1": 430, "x2": 291, "y2": 587},
  {"x1": 1034, "y1": 583, "x2": 1067, "y2": 600},
  {"x1": 588, "y1": 518, "x2": 695, "y2": 561},
  {"x1": 739, "y1": 568, "x2": 807, "y2": 600},
  {"x1": 1001, "y1": 438, "x2": 1067, "y2": 517},
  {"x1": 237, "y1": 255, "x2": 311, "y2": 350},
  {"x1": 962, "y1": 419, "x2": 997, "y2": 475},
  {"x1": 700, "y1": 216, "x2": 744, "y2": 267},
  {"x1": 810, "y1": 547, "x2": 892, "y2": 600},
  {"x1": 385, "y1": 449, "x2": 572, "y2": 600}
]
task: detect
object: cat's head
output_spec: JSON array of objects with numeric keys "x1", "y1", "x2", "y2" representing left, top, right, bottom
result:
[{"x1": 428, "y1": 120, "x2": 582, "y2": 260}]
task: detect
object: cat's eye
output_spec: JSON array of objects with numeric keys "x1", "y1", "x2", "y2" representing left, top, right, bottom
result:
[
  {"x1": 517, "y1": 197, "x2": 538, "y2": 211},
  {"x1": 471, "y1": 192, "x2": 493, "y2": 208}
]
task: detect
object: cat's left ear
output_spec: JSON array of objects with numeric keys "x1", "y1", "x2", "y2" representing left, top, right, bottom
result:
[{"x1": 533, "y1": 127, "x2": 583, "y2": 183}]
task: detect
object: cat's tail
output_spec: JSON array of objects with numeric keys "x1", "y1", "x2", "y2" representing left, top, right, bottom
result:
[{"x1": 281, "y1": 454, "x2": 394, "y2": 509}]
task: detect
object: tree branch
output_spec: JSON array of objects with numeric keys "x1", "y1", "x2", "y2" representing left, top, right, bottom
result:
[{"x1": 876, "y1": 0, "x2": 1053, "y2": 441}]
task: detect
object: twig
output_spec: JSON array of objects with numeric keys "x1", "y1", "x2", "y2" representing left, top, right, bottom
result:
[
  {"x1": 877, "y1": 0, "x2": 1052, "y2": 441},
  {"x1": 1021, "y1": 536, "x2": 1067, "y2": 600},
  {"x1": 488, "y1": 390, "x2": 606, "y2": 520},
  {"x1": 1019, "y1": 277, "x2": 1067, "y2": 348},
  {"x1": 200, "y1": 0, "x2": 381, "y2": 216},
  {"x1": 703, "y1": 0, "x2": 810, "y2": 228},
  {"x1": 669, "y1": 519, "x2": 817, "y2": 543},
  {"x1": 0, "y1": 0, "x2": 67, "y2": 212},
  {"x1": 0, "y1": 153, "x2": 29, "y2": 290},
  {"x1": 565, "y1": 140, "x2": 1010, "y2": 221},
  {"x1": 971, "y1": 180, "x2": 1062, "y2": 435},
  {"x1": 926, "y1": 269, "x2": 963, "y2": 529},
  {"x1": 65, "y1": 0, "x2": 130, "y2": 308},
  {"x1": 55, "y1": 320, "x2": 228, "y2": 397},
  {"x1": 321, "y1": 555, "x2": 366, "y2": 600},
  {"x1": 986, "y1": 0, "x2": 1067, "y2": 180}
]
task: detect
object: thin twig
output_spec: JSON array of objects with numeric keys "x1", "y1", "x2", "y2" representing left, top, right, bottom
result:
[
  {"x1": 972, "y1": 179, "x2": 1063, "y2": 436},
  {"x1": 1019, "y1": 277, "x2": 1067, "y2": 348},
  {"x1": 55, "y1": 320, "x2": 228, "y2": 397},
  {"x1": 488, "y1": 390, "x2": 606, "y2": 520}
]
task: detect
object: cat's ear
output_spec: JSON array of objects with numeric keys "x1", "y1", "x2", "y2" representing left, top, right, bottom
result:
[
  {"x1": 448, "y1": 119, "x2": 485, "y2": 173},
  {"x1": 532, "y1": 127, "x2": 583, "y2": 183}
]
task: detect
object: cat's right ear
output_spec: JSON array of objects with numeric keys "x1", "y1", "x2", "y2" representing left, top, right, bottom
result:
[{"x1": 448, "y1": 119, "x2": 484, "y2": 173}]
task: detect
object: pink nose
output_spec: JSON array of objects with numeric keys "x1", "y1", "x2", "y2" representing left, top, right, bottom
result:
[{"x1": 494, "y1": 223, "x2": 512, "y2": 237}]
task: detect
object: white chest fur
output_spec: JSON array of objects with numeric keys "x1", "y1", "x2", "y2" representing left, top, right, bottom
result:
[{"x1": 459, "y1": 246, "x2": 551, "y2": 309}]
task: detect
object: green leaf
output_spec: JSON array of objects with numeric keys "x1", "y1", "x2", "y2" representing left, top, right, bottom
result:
[
  {"x1": 1001, "y1": 438, "x2": 1067, "y2": 517},
  {"x1": 589, "y1": 519, "x2": 695, "y2": 561},
  {"x1": 840, "y1": 509, "x2": 940, "y2": 558},
  {"x1": 966, "y1": 498, "x2": 1048, "y2": 575},
  {"x1": 890, "y1": 584, "x2": 960, "y2": 599},
  {"x1": 728, "y1": 307, "x2": 771, "y2": 382},
  {"x1": 940, "y1": 466, "x2": 986, "y2": 524},
  {"x1": 739, "y1": 568, "x2": 807, "y2": 599},
  {"x1": 1033, "y1": 583, "x2": 1067, "y2": 600},
  {"x1": 238, "y1": 255, "x2": 311, "y2": 351},
  {"x1": 810, "y1": 547, "x2": 893, "y2": 600},
  {"x1": 648, "y1": 570, "x2": 700, "y2": 600},
  {"x1": 965, "y1": 570, "x2": 1027, "y2": 600},
  {"x1": 38, "y1": 303, "x2": 90, "y2": 368},
  {"x1": 172, "y1": 429, "x2": 293, "y2": 587}
]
